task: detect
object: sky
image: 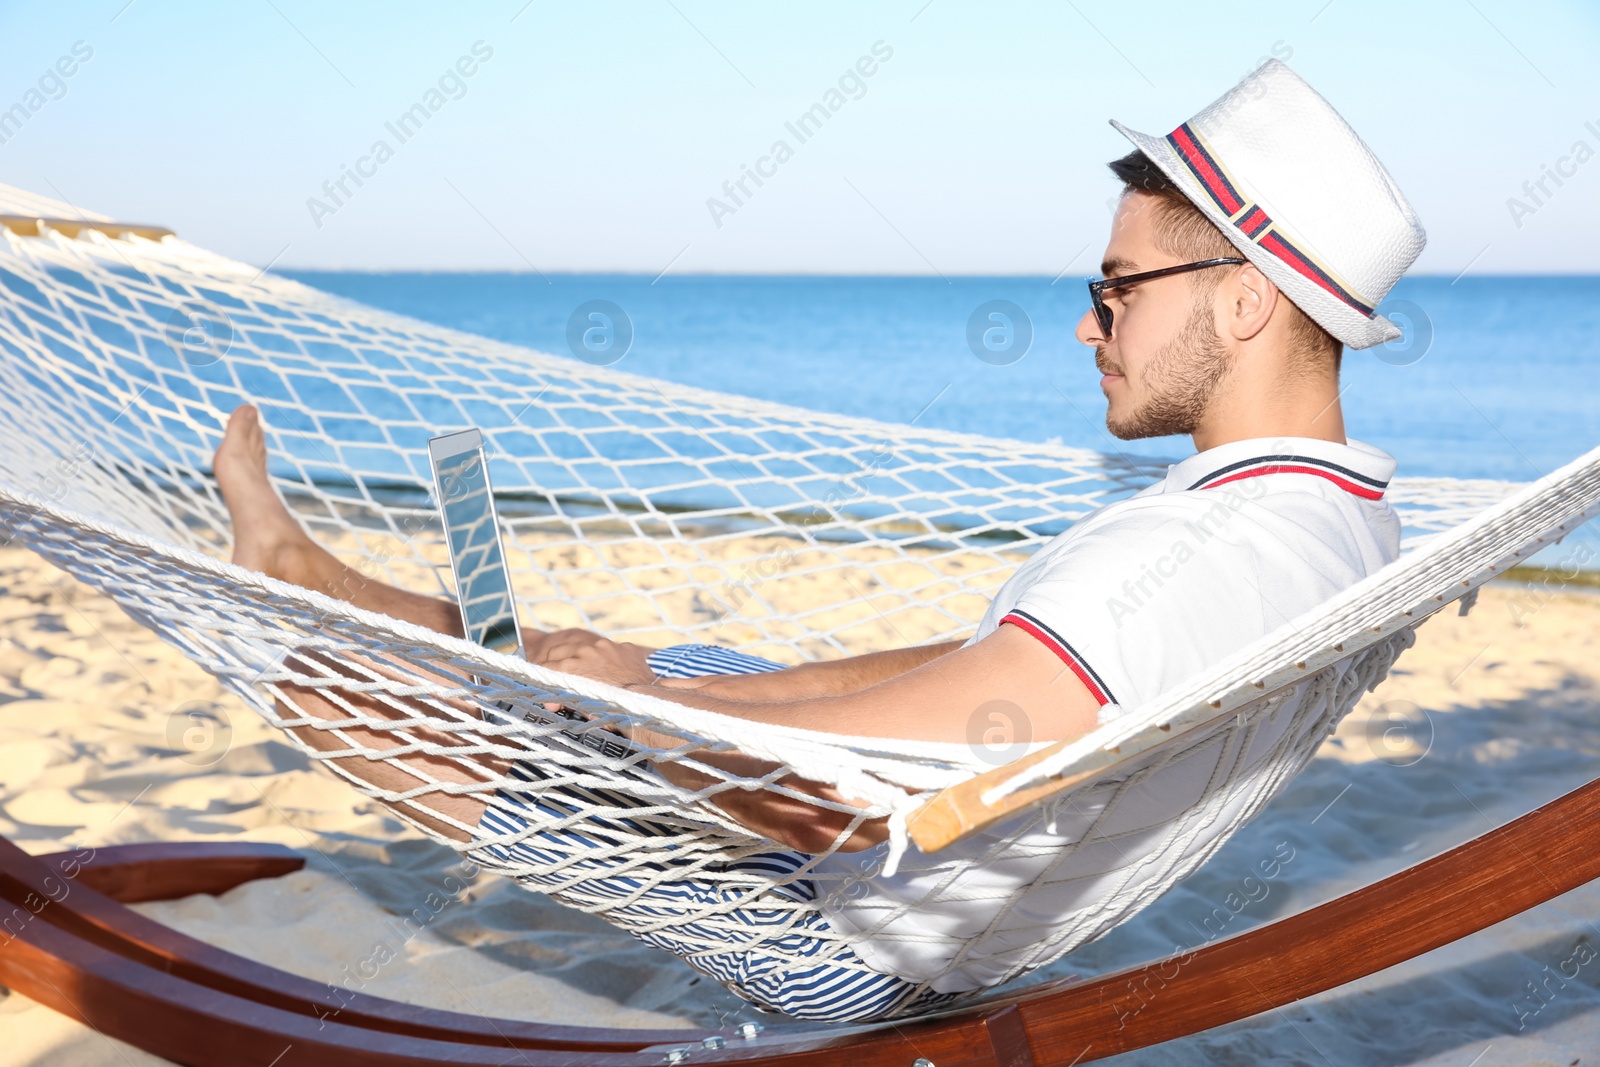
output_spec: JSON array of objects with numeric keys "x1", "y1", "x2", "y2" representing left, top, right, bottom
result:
[{"x1": 0, "y1": 0, "x2": 1596, "y2": 275}]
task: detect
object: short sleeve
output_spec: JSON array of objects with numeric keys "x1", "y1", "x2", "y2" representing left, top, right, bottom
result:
[{"x1": 1000, "y1": 498, "x2": 1280, "y2": 716}]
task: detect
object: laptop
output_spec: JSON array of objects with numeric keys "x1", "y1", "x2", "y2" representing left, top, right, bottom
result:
[
  {"x1": 428, "y1": 428, "x2": 635, "y2": 761},
  {"x1": 428, "y1": 428, "x2": 526, "y2": 657}
]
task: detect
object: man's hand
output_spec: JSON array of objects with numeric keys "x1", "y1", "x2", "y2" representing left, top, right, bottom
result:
[{"x1": 525, "y1": 628, "x2": 657, "y2": 687}]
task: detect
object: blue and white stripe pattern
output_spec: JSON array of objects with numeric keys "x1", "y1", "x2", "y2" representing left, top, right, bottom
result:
[
  {"x1": 644, "y1": 643, "x2": 790, "y2": 679},
  {"x1": 469, "y1": 642, "x2": 958, "y2": 1022}
]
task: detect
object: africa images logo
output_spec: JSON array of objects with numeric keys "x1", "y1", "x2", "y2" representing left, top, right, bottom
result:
[
  {"x1": 705, "y1": 41, "x2": 894, "y2": 228},
  {"x1": 306, "y1": 41, "x2": 496, "y2": 229}
]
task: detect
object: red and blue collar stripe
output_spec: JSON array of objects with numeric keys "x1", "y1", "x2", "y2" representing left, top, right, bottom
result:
[{"x1": 1187, "y1": 453, "x2": 1390, "y2": 500}]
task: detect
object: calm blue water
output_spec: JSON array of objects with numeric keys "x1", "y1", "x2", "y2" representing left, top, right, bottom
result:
[{"x1": 284, "y1": 272, "x2": 1600, "y2": 484}]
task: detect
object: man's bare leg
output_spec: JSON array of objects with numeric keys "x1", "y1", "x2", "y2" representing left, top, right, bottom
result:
[
  {"x1": 213, "y1": 403, "x2": 464, "y2": 638},
  {"x1": 214, "y1": 403, "x2": 658, "y2": 679},
  {"x1": 215, "y1": 402, "x2": 499, "y2": 840},
  {"x1": 211, "y1": 403, "x2": 705, "y2": 842}
]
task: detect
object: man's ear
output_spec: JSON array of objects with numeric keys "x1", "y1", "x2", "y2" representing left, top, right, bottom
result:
[{"x1": 1225, "y1": 262, "x2": 1278, "y2": 343}]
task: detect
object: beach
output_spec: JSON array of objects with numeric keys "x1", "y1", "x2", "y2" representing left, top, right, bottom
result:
[
  {"x1": 2, "y1": 542, "x2": 1600, "y2": 1065},
  {"x1": 1, "y1": 3, "x2": 1595, "y2": 1062}
]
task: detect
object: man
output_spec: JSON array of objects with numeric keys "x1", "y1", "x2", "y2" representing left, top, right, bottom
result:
[{"x1": 215, "y1": 59, "x2": 1423, "y2": 1016}]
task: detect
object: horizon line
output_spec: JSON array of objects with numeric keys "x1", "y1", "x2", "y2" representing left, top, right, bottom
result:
[{"x1": 275, "y1": 267, "x2": 1600, "y2": 279}]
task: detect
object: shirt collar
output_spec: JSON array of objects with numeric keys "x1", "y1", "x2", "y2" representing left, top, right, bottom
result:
[{"x1": 1160, "y1": 436, "x2": 1398, "y2": 500}]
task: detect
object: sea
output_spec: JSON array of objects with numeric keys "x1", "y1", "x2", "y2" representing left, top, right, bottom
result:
[{"x1": 283, "y1": 272, "x2": 1600, "y2": 487}]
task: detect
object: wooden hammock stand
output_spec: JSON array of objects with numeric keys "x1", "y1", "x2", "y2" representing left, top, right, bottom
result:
[{"x1": 2, "y1": 769, "x2": 1596, "y2": 1066}]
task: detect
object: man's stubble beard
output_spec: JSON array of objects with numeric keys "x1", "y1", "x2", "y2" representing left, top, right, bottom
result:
[{"x1": 1103, "y1": 295, "x2": 1232, "y2": 441}]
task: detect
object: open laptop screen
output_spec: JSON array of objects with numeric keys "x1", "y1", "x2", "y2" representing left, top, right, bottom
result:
[{"x1": 428, "y1": 429, "x2": 523, "y2": 657}]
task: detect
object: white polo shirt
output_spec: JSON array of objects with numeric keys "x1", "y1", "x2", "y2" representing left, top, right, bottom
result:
[{"x1": 816, "y1": 435, "x2": 1401, "y2": 992}]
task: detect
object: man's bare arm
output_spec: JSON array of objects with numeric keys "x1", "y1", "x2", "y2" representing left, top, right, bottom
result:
[
  {"x1": 628, "y1": 625, "x2": 1098, "y2": 744},
  {"x1": 663, "y1": 641, "x2": 966, "y2": 700},
  {"x1": 620, "y1": 624, "x2": 1104, "y2": 851},
  {"x1": 531, "y1": 631, "x2": 966, "y2": 700}
]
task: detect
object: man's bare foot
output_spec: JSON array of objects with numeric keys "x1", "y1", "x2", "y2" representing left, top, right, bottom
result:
[
  {"x1": 213, "y1": 404, "x2": 464, "y2": 634},
  {"x1": 214, "y1": 404, "x2": 319, "y2": 581}
]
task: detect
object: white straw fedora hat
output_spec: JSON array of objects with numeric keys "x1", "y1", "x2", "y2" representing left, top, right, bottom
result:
[{"x1": 1110, "y1": 59, "x2": 1425, "y2": 350}]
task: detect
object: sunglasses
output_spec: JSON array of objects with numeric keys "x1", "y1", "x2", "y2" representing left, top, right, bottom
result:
[{"x1": 1086, "y1": 257, "x2": 1247, "y2": 339}]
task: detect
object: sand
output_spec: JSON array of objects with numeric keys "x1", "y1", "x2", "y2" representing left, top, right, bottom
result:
[{"x1": 1, "y1": 542, "x2": 1599, "y2": 1065}]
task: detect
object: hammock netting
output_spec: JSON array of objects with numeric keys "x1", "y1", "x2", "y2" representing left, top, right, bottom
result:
[{"x1": 0, "y1": 183, "x2": 1597, "y2": 1021}]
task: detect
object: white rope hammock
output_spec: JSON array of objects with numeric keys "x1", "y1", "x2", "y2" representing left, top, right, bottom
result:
[{"x1": 0, "y1": 183, "x2": 1594, "y2": 1021}]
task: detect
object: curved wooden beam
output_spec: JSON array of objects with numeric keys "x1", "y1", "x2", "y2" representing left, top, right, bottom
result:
[
  {"x1": 0, "y1": 894, "x2": 1001, "y2": 1066},
  {"x1": 999, "y1": 770, "x2": 1600, "y2": 1063},
  {"x1": 2, "y1": 770, "x2": 1599, "y2": 1066},
  {"x1": 0, "y1": 836, "x2": 703, "y2": 1053},
  {"x1": 36, "y1": 840, "x2": 305, "y2": 902}
]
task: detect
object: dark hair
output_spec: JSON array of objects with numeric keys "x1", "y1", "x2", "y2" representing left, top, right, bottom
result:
[
  {"x1": 1105, "y1": 150, "x2": 1342, "y2": 370},
  {"x1": 1107, "y1": 150, "x2": 1181, "y2": 196}
]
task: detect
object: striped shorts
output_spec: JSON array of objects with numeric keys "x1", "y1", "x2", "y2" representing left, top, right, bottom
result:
[{"x1": 469, "y1": 643, "x2": 953, "y2": 1022}]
